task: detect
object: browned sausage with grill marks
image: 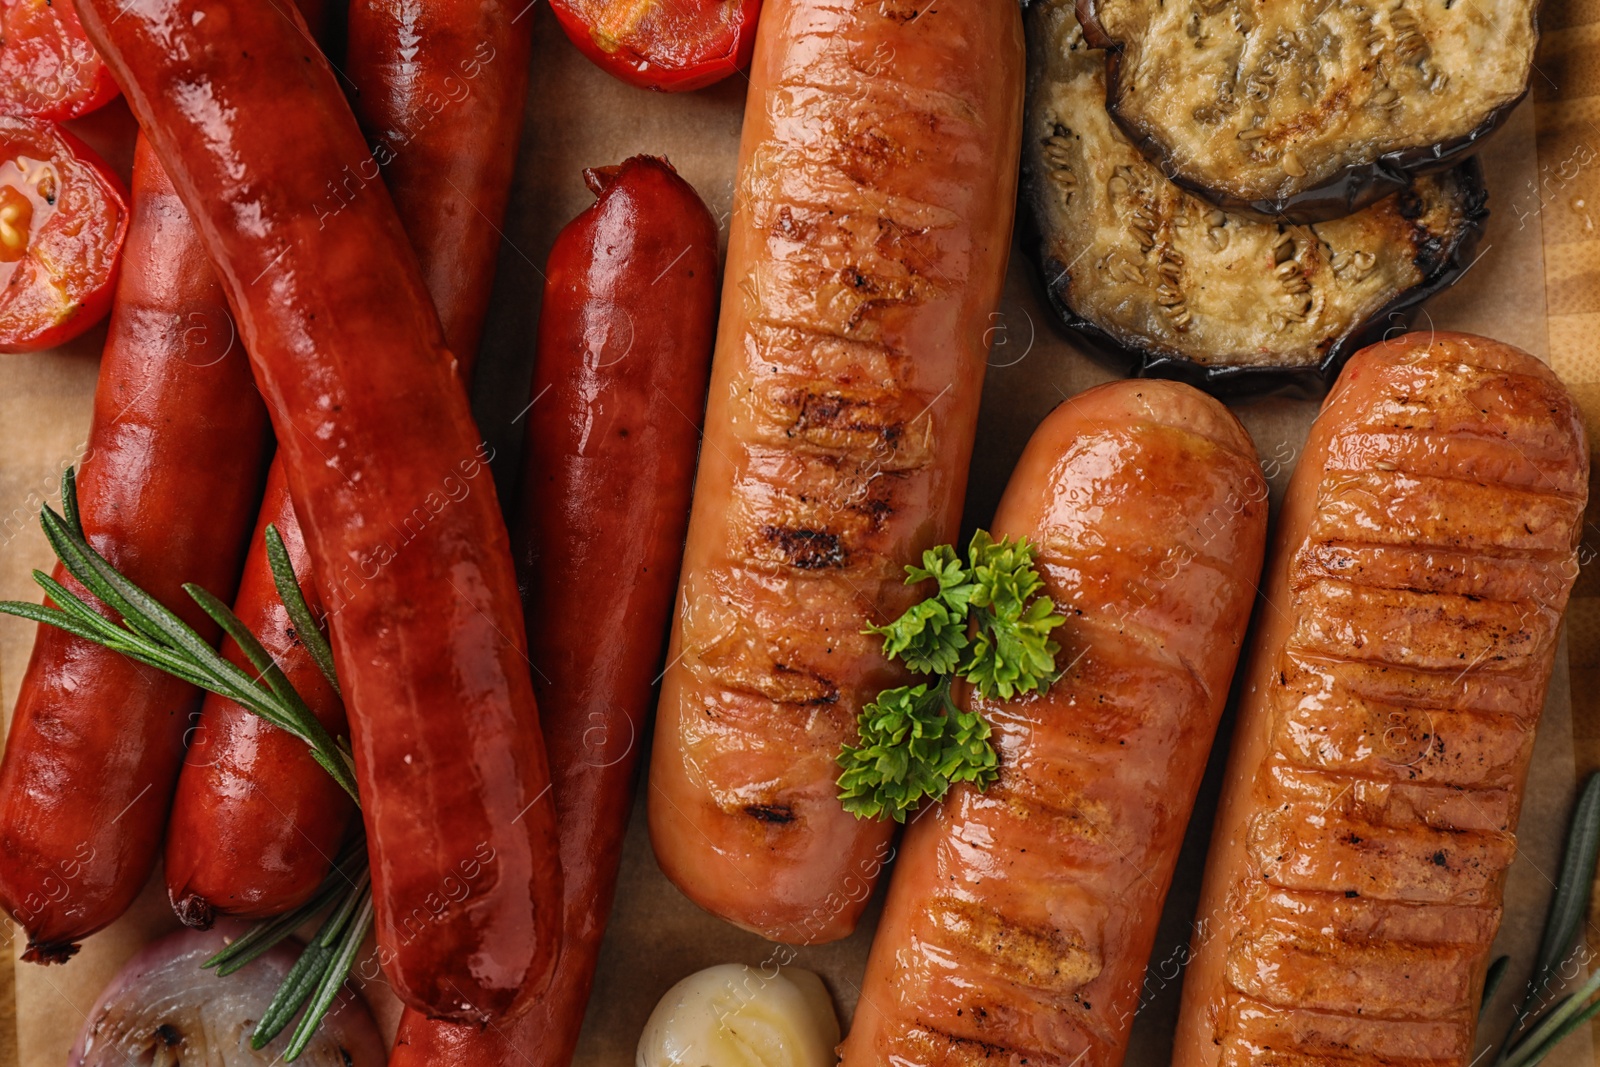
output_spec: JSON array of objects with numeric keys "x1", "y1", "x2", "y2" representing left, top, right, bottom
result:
[
  {"x1": 1173, "y1": 332, "x2": 1588, "y2": 1067},
  {"x1": 646, "y1": 0, "x2": 1026, "y2": 944},
  {"x1": 841, "y1": 379, "x2": 1268, "y2": 1067}
]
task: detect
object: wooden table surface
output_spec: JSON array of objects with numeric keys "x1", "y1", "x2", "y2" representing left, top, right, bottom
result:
[{"x1": 6, "y1": 2, "x2": 1600, "y2": 1064}]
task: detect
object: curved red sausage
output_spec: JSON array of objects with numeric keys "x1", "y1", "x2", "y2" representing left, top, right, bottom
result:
[
  {"x1": 841, "y1": 380, "x2": 1267, "y2": 1067},
  {"x1": 1173, "y1": 333, "x2": 1587, "y2": 1067},
  {"x1": 75, "y1": 0, "x2": 561, "y2": 1022},
  {"x1": 391, "y1": 155, "x2": 718, "y2": 1067},
  {"x1": 0, "y1": 134, "x2": 271, "y2": 961},
  {"x1": 165, "y1": 0, "x2": 533, "y2": 926}
]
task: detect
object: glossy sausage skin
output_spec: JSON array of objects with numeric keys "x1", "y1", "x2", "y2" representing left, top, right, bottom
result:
[
  {"x1": 391, "y1": 156, "x2": 719, "y2": 1067},
  {"x1": 646, "y1": 0, "x2": 1025, "y2": 943},
  {"x1": 344, "y1": 0, "x2": 533, "y2": 367},
  {"x1": 0, "y1": 135, "x2": 271, "y2": 961},
  {"x1": 841, "y1": 380, "x2": 1268, "y2": 1067},
  {"x1": 165, "y1": 0, "x2": 533, "y2": 926},
  {"x1": 75, "y1": 0, "x2": 561, "y2": 1022},
  {"x1": 1173, "y1": 333, "x2": 1588, "y2": 1067},
  {"x1": 164, "y1": 460, "x2": 349, "y2": 924}
]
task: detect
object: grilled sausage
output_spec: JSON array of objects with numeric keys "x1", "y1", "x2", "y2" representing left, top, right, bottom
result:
[
  {"x1": 391, "y1": 155, "x2": 719, "y2": 1067},
  {"x1": 840, "y1": 379, "x2": 1268, "y2": 1067},
  {"x1": 1172, "y1": 332, "x2": 1588, "y2": 1067},
  {"x1": 74, "y1": 0, "x2": 561, "y2": 1022},
  {"x1": 646, "y1": 0, "x2": 1026, "y2": 943},
  {"x1": 165, "y1": 0, "x2": 533, "y2": 926},
  {"x1": 0, "y1": 134, "x2": 271, "y2": 961}
]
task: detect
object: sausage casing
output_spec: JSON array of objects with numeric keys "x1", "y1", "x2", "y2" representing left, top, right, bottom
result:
[
  {"x1": 164, "y1": 0, "x2": 533, "y2": 926},
  {"x1": 0, "y1": 135, "x2": 271, "y2": 960},
  {"x1": 391, "y1": 155, "x2": 719, "y2": 1067},
  {"x1": 841, "y1": 380, "x2": 1268, "y2": 1067},
  {"x1": 75, "y1": 0, "x2": 561, "y2": 1021},
  {"x1": 646, "y1": 0, "x2": 1026, "y2": 943},
  {"x1": 1172, "y1": 332, "x2": 1588, "y2": 1067}
]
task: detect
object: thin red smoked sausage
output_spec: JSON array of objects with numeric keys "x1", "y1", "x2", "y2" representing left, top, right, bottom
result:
[
  {"x1": 646, "y1": 0, "x2": 1025, "y2": 944},
  {"x1": 840, "y1": 380, "x2": 1267, "y2": 1067},
  {"x1": 165, "y1": 0, "x2": 533, "y2": 926},
  {"x1": 391, "y1": 155, "x2": 718, "y2": 1067},
  {"x1": 343, "y1": 0, "x2": 533, "y2": 366},
  {"x1": 1172, "y1": 333, "x2": 1587, "y2": 1067},
  {"x1": 75, "y1": 0, "x2": 561, "y2": 1022},
  {"x1": 0, "y1": 135, "x2": 271, "y2": 961},
  {"x1": 164, "y1": 460, "x2": 349, "y2": 924}
]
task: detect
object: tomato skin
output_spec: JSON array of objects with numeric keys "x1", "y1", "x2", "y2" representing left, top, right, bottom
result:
[
  {"x1": 0, "y1": 0, "x2": 120, "y2": 120},
  {"x1": 549, "y1": 0, "x2": 762, "y2": 91},
  {"x1": 0, "y1": 117, "x2": 127, "y2": 353}
]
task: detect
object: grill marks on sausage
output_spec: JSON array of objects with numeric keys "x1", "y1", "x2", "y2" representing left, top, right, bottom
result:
[
  {"x1": 1216, "y1": 360, "x2": 1584, "y2": 1066},
  {"x1": 686, "y1": 54, "x2": 980, "y2": 807},
  {"x1": 875, "y1": 422, "x2": 1265, "y2": 1067}
]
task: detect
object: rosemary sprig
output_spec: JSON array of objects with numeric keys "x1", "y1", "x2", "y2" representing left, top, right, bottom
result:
[
  {"x1": 836, "y1": 530, "x2": 1066, "y2": 822},
  {"x1": 264, "y1": 523, "x2": 339, "y2": 695},
  {"x1": 1482, "y1": 772, "x2": 1600, "y2": 1067},
  {"x1": 0, "y1": 469, "x2": 370, "y2": 1060}
]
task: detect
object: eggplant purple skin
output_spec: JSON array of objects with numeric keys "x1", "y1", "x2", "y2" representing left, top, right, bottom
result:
[
  {"x1": 1075, "y1": 0, "x2": 1533, "y2": 224},
  {"x1": 1026, "y1": 158, "x2": 1490, "y2": 399}
]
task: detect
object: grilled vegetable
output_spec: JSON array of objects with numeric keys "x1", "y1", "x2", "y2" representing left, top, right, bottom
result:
[
  {"x1": 69, "y1": 925, "x2": 385, "y2": 1067},
  {"x1": 1025, "y1": 4, "x2": 1486, "y2": 393},
  {"x1": 1076, "y1": 0, "x2": 1536, "y2": 220}
]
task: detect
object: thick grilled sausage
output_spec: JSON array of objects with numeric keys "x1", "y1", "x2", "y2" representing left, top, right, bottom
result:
[
  {"x1": 646, "y1": 0, "x2": 1025, "y2": 944},
  {"x1": 0, "y1": 134, "x2": 271, "y2": 961},
  {"x1": 74, "y1": 0, "x2": 561, "y2": 1022},
  {"x1": 165, "y1": 0, "x2": 533, "y2": 926},
  {"x1": 1172, "y1": 332, "x2": 1588, "y2": 1067},
  {"x1": 840, "y1": 380, "x2": 1268, "y2": 1067},
  {"x1": 391, "y1": 155, "x2": 719, "y2": 1067}
]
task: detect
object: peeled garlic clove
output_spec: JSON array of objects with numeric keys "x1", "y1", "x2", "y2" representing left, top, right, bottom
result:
[{"x1": 637, "y1": 963, "x2": 840, "y2": 1067}]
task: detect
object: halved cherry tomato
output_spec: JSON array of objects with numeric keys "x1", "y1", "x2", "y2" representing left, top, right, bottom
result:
[
  {"x1": 0, "y1": 0, "x2": 119, "y2": 120},
  {"x1": 0, "y1": 116, "x2": 126, "y2": 352},
  {"x1": 549, "y1": 0, "x2": 761, "y2": 92}
]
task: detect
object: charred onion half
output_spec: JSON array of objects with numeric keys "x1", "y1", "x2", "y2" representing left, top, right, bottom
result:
[
  {"x1": 1025, "y1": 3, "x2": 1487, "y2": 394},
  {"x1": 1075, "y1": 0, "x2": 1535, "y2": 221}
]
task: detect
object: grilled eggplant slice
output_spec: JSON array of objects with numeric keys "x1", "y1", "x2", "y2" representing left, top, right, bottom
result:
[
  {"x1": 1077, "y1": 0, "x2": 1535, "y2": 221},
  {"x1": 1025, "y1": 1, "x2": 1486, "y2": 393}
]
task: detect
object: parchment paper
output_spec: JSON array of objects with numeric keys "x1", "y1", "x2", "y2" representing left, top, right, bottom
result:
[{"x1": 0, "y1": 8, "x2": 1591, "y2": 1067}]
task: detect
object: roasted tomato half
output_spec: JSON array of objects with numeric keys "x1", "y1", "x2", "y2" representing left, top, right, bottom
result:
[
  {"x1": 0, "y1": 0, "x2": 120, "y2": 120},
  {"x1": 550, "y1": 0, "x2": 762, "y2": 92},
  {"x1": 0, "y1": 117, "x2": 127, "y2": 352}
]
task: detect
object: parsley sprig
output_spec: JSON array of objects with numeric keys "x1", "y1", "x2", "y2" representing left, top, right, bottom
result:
[
  {"x1": 0, "y1": 469, "x2": 369, "y2": 1060},
  {"x1": 837, "y1": 531, "x2": 1066, "y2": 822}
]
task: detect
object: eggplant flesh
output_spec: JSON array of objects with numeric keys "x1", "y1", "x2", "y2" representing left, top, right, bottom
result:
[
  {"x1": 1025, "y1": 0, "x2": 1486, "y2": 392},
  {"x1": 1077, "y1": 0, "x2": 1534, "y2": 221}
]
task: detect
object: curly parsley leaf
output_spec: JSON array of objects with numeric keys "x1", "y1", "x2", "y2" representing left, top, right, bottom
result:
[
  {"x1": 836, "y1": 680, "x2": 998, "y2": 822},
  {"x1": 865, "y1": 596, "x2": 969, "y2": 676},
  {"x1": 842, "y1": 530, "x2": 1065, "y2": 820}
]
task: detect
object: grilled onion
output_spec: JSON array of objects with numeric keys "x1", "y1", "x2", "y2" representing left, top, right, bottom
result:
[{"x1": 70, "y1": 926, "x2": 386, "y2": 1067}]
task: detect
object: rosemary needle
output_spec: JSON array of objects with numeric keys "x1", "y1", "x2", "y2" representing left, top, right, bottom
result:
[
  {"x1": 1488, "y1": 772, "x2": 1600, "y2": 1067},
  {"x1": 0, "y1": 469, "x2": 372, "y2": 1059}
]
